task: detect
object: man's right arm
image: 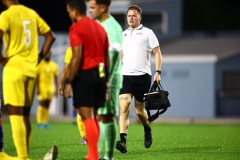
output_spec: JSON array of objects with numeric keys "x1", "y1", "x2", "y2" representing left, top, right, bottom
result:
[
  {"x1": 0, "y1": 31, "x2": 3, "y2": 65},
  {"x1": 0, "y1": 30, "x2": 6, "y2": 66},
  {"x1": 38, "y1": 31, "x2": 55, "y2": 64}
]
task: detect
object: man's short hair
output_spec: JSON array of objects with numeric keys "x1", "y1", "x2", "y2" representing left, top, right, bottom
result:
[
  {"x1": 127, "y1": 5, "x2": 142, "y2": 15},
  {"x1": 66, "y1": 0, "x2": 86, "y2": 15}
]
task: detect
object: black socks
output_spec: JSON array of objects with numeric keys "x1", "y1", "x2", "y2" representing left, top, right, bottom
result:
[{"x1": 120, "y1": 133, "x2": 127, "y2": 143}]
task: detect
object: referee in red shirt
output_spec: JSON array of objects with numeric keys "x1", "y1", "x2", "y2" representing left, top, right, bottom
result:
[{"x1": 65, "y1": 0, "x2": 109, "y2": 159}]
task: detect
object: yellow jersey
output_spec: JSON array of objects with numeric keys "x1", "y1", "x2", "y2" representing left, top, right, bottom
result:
[
  {"x1": 64, "y1": 47, "x2": 72, "y2": 64},
  {"x1": 0, "y1": 5, "x2": 51, "y2": 77},
  {"x1": 37, "y1": 60, "x2": 58, "y2": 89}
]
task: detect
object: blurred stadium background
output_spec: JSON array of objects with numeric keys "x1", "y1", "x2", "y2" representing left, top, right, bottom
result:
[{"x1": 0, "y1": 0, "x2": 240, "y2": 122}]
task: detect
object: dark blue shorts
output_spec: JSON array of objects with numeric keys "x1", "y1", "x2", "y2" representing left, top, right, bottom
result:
[{"x1": 119, "y1": 74, "x2": 151, "y2": 102}]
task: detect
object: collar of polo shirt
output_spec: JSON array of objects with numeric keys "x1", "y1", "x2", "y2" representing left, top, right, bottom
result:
[{"x1": 128, "y1": 24, "x2": 144, "y2": 31}]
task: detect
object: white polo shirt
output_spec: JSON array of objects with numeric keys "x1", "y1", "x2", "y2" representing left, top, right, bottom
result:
[{"x1": 121, "y1": 24, "x2": 159, "y2": 76}]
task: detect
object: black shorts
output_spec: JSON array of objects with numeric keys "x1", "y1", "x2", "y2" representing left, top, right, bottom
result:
[
  {"x1": 72, "y1": 67, "x2": 106, "y2": 108},
  {"x1": 119, "y1": 74, "x2": 151, "y2": 102}
]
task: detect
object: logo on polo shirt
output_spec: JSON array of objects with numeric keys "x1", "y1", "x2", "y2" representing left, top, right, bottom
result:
[
  {"x1": 136, "y1": 32, "x2": 142, "y2": 35},
  {"x1": 124, "y1": 34, "x2": 127, "y2": 37}
]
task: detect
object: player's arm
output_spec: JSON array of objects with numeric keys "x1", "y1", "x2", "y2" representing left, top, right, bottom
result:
[
  {"x1": 38, "y1": 31, "x2": 55, "y2": 64},
  {"x1": 152, "y1": 46, "x2": 162, "y2": 83},
  {"x1": 0, "y1": 30, "x2": 7, "y2": 66},
  {"x1": 64, "y1": 46, "x2": 82, "y2": 98},
  {"x1": 58, "y1": 63, "x2": 70, "y2": 95},
  {"x1": 104, "y1": 39, "x2": 110, "y2": 100},
  {"x1": 0, "y1": 32, "x2": 3, "y2": 65},
  {"x1": 54, "y1": 70, "x2": 58, "y2": 97},
  {"x1": 36, "y1": 73, "x2": 40, "y2": 95},
  {"x1": 105, "y1": 46, "x2": 110, "y2": 81}
]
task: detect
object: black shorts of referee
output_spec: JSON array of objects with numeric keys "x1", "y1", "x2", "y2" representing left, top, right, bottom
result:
[{"x1": 72, "y1": 67, "x2": 106, "y2": 108}]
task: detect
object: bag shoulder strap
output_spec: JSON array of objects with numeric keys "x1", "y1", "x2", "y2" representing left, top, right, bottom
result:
[{"x1": 147, "y1": 108, "x2": 167, "y2": 122}]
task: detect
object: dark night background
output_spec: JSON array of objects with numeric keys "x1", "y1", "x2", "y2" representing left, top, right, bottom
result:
[{"x1": 0, "y1": 0, "x2": 240, "y2": 32}]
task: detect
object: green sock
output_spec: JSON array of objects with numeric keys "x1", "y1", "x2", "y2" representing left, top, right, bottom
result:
[
  {"x1": 103, "y1": 120, "x2": 118, "y2": 160},
  {"x1": 98, "y1": 121, "x2": 105, "y2": 157}
]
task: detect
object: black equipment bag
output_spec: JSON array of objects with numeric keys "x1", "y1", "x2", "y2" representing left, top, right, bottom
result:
[{"x1": 144, "y1": 81, "x2": 171, "y2": 122}]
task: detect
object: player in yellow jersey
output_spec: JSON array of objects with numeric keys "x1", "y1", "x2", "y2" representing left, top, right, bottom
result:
[
  {"x1": 0, "y1": 0, "x2": 57, "y2": 160},
  {"x1": 36, "y1": 52, "x2": 58, "y2": 129},
  {"x1": 58, "y1": 47, "x2": 87, "y2": 144}
]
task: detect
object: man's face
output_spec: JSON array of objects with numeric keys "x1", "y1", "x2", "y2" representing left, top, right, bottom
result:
[
  {"x1": 127, "y1": 9, "x2": 141, "y2": 28},
  {"x1": 88, "y1": 0, "x2": 103, "y2": 19},
  {"x1": 66, "y1": 4, "x2": 77, "y2": 23}
]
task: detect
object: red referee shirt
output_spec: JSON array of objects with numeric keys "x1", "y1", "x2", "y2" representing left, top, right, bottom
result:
[{"x1": 69, "y1": 16, "x2": 109, "y2": 70}]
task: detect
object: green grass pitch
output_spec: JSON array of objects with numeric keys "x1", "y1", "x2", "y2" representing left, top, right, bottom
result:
[{"x1": 2, "y1": 121, "x2": 240, "y2": 160}]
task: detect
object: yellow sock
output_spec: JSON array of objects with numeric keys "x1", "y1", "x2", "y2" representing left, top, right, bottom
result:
[
  {"x1": 42, "y1": 107, "x2": 49, "y2": 124},
  {"x1": 36, "y1": 106, "x2": 44, "y2": 124},
  {"x1": 77, "y1": 114, "x2": 86, "y2": 137},
  {"x1": 23, "y1": 116, "x2": 31, "y2": 153},
  {"x1": 9, "y1": 115, "x2": 28, "y2": 160}
]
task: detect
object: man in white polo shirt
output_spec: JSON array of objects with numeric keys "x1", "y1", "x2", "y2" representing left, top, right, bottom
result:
[{"x1": 116, "y1": 5, "x2": 163, "y2": 153}]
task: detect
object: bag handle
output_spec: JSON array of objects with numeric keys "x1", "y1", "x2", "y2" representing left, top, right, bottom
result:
[{"x1": 149, "y1": 81, "x2": 164, "y2": 92}]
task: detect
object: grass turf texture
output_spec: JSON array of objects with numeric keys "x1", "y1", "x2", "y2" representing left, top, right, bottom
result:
[{"x1": 2, "y1": 121, "x2": 240, "y2": 160}]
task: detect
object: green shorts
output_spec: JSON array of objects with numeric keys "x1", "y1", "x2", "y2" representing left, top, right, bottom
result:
[{"x1": 98, "y1": 86, "x2": 120, "y2": 116}]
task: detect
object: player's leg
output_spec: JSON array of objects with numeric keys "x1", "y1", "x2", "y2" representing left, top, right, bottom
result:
[
  {"x1": 116, "y1": 93, "x2": 131, "y2": 153},
  {"x1": 77, "y1": 114, "x2": 87, "y2": 144},
  {"x1": 24, "y1": 77, "x2": 36, "y2": 153},
  {"x1": 3, "y1": 72, "x2": 31, "y2": 160},
  {"x1": 134, "y1": 99, "x2": 152, "y2": 148},
  {"x1": 42, "y1": 88, "x2": 54, "y2": 128},
  {"x1": 72, "y1": 107, "x2": 77, "y2": 123},
  {"x1": 98, "y1": 86, "x2": 120, "y2": 159},
  {"x1": 77, "y1": 107, "x2": 99, "y2": 160},
  {"x1": 135, "y1": 100, "x2": 149, "y2": 125},
  {"x1": 134, "y1": 74, "x2": 152, "y2": 148},
  {"x1": 36, "y1": 91, "x2": 46, "y2": 128},
  {"x1": 116, "y1": 75, "x2": 133, "y2": 153},
  {"x1": 37, "y1": 88, "x2": 52, "y2": 128},
  {"x1": 41, "y1": 100, "x2": 51, "y2": 128},
  {"x1": 72, "y1": 68, "x2": 103, "y2": 160}
]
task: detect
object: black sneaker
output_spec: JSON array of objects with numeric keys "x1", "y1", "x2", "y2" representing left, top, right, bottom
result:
[
  {"x1": 116, "y1": 141, "x2": 127, "y2": 153},
  {"x1": 144, "y1": 128, "x2": 152, "y2": 148}
]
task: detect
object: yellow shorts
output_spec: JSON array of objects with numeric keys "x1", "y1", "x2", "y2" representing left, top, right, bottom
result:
[
  {"x1": 37, "y1": 86, "x2": 54, "y2": 101},
  {"x1": 3, "y1": 70, "x2": 36, "y2": 107}
]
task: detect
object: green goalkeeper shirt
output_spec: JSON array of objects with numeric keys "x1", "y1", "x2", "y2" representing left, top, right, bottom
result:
[{"x1": 101, "y1": 16, "x2": 123, "y2": 88}]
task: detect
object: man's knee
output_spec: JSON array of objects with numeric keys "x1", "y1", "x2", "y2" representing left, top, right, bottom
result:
[
  {"x1": 119, "y1": 94, "x2": 131, "y2": 113},
  {"x1": 135, "y1": 100, "x2": 145, "y2": 116},
  {"x1": 7, "y1": 105, "x2": 31, "y2": 116},
  {"x1": 135, "y1": 107, "x2": 145, "y2": 116}
]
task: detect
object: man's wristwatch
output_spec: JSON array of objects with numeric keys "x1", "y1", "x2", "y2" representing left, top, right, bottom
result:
[{"x1": 156, "y1": 70, "x2": 161, "y2": 75}]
